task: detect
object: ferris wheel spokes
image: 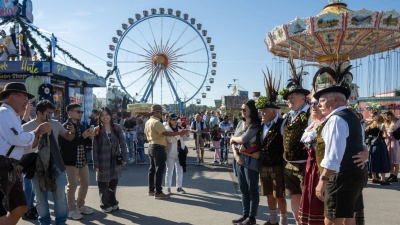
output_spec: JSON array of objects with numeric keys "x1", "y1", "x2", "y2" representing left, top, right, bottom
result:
[
  {"x1": 170, "y1": 64, "x2": 206, "y2": 78},
  {"x1": 119, "y1": 47, "x2": 148, "y2": 58},
  {"x1": 165, "y1": 25, "x2": 190, "y2": 54},
  {"x1": 125, "y1": 36, "x2": 154, "y2": 55},
  {"x1": 141, "y1": 64, "x2": 162, "y2": 102},
  {"x1": 164, "y1": 66, "x2": 182, "y2": 104}
]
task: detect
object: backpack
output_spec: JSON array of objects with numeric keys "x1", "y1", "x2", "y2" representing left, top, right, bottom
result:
[{"x1": 393, "y1": 127, "x2": 400, "y2": 140}]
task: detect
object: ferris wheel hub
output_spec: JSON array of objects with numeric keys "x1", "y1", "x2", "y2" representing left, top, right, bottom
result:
[{"x1": 153, "y1": 54, "x2": 169, "y2": 68}]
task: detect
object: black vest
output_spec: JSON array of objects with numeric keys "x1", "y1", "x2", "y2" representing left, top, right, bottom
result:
[
  {"x1": 259, "y1": 118, "x2": 284, "y2": 167},
  {"x1": 333, "y1": 109, "x2": 363, "y2": 172},
  {"x1": 191, "y1": 121, "x2": 206, "y2": 139},
  {"x1": 283, "y1": 110, "x2": 309, "y2": 161}
]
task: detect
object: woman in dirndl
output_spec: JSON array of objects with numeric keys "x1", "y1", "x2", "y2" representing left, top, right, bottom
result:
[
  {"x1": 382, "y1": 110, "x2": 400, "y2": 183},
  {"x1": 365, "y1": 114, "x2": 391, "y2": 185},
  {"x1": 298, "y1": 98, "x2": 325, "y2": 225}
]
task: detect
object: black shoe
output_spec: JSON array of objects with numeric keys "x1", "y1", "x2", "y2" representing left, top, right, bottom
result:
[
  {"x1": 241, "y1": 217, "x2": 256, "y2": 225},
  {"x1": 372, "y1": 179, "x2": 381, "y2": 184},
  {"x1": 22, "y1": 211, "x2": 38, "y2": 220},
  {"x1": 30, "y1": 206, "x2": 37, "y2": 214},
  {"x1": 232, "y1": 215, "x2": 248, "y2": 224},
  {"x1": 386, "y1": 174, "x2": 398, "y2": 183},
  {"x1": 380, "y1": 181, "x2": 391, "y2": 185}
]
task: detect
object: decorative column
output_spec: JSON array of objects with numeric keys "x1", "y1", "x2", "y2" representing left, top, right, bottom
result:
[{"x1": 84, "y1": 87, "x2": 93, "y2": 128}]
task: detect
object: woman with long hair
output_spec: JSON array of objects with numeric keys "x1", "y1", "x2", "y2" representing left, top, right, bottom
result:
[
  {"x1": 365, "y1": 114, "x2": 391, "y2": 185},
  {"x1": 92, "y1": 107, "x2": 128, "y2": 213},
  {"x1": 299, "y1": 98, "x2": 325, "y2": 224},
  {"x1": 382, "y1": 110, "x2": 400, "y2": 182},
  {"x1": 229, "y1": 99, "x2": 261, "y2": 225},
  {"x1": 136, "y1": 116, "x2": 146, "y2": 162},
  {"x1": 164, "y1": 113, "x2": 190, "y2": 195}
]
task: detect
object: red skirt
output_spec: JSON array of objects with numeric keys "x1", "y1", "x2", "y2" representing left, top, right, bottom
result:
[{"x1": 299, "y1": 148, "x2": 325, "y2": 225}]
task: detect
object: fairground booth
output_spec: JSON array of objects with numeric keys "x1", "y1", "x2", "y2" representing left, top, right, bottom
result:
[{"x1": 0, "y1": 0, "x2": 106, "y2": 123}]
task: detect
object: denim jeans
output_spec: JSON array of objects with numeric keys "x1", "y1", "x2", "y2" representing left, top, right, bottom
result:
[
  {"x1": 137, "y1": 140, "x2": 145, "y2": 161},
  {"x1": 31, "y1": 172, "x2": 68, "y2": 225},
  {"x1": 148, "y1": 145, "x2": 167, "y2": 194},
  {"x1": 220, "y1": 137, "x2": 230, "y2": 161},
  {"x1": 125, "y1": 132, "x2": 134, "y2": 159},
  {"x1": 22, "y1": 176, "x2": 35, "y2": 212},
  {"x1": 236, "y1": 164, "x2": 260, "y2": 217}
]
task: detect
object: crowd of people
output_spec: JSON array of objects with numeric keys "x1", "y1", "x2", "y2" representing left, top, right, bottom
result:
[
  {"x1": 228, "y1": 63, "x2": 375, "y2": 225},
  {"x1": 0, "y1": 69, "x2": 398, "y2": 225}
]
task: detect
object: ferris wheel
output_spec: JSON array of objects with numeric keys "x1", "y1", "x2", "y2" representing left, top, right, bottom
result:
[{"x1": 106, "y1": 8, "x2": 217, "y2": 111}]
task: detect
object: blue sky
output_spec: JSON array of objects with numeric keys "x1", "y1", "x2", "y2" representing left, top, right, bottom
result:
[{"x1": 27, "y1": 0, "x2": 400, "y2": 106}]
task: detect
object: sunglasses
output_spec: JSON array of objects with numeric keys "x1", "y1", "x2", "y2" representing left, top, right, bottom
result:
[
  {"x1": 74, "y1": 110, "x2": 84, "y2": 114},
  {"x1": 309, "y1": 101, "x2": 319, "y2": 106},
  {"x1": 240, "y1": 108, "x2": 246, "y2": 112},
  {"x1": 170, "y1": 118, "x2": 177, "y2": 121}
]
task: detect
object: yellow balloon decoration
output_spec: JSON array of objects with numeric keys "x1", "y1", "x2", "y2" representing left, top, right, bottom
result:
[{"x1": 33, "y1": 55, "x2": 38, "y2": 60}]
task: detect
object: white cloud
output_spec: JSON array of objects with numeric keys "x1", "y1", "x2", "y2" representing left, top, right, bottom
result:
[{"x1": 73, "y1": 10, "x2": 92, "y2": 17}]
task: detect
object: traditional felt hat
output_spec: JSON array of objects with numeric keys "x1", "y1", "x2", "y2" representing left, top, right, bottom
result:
[
  {"x1": 281, "y1": 58, "x2": 310, "y2": 100},
  {"x1": 312, "y1": 62, "x2": 353, "y2": 100},
  {"x1": 256, "y1": 67, "x2": 281, "y2": 109},
  {"x1": 150, "y1": 104, "x2": 163, "y2": 112},
  {"x1": 0, "y1": 82, "x2": 35, "y2": 101}
]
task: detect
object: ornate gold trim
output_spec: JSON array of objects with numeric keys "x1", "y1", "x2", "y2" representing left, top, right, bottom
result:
[{"x1": 317, "y1": 54, "x2": 350, "y2": 62}]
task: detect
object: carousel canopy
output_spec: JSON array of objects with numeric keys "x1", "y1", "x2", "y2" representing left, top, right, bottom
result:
[{"x1": 265, "y1": 0, "x2": 400, "y2": 62}]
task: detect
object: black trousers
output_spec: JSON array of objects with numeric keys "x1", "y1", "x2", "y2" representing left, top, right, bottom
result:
[
  {"x1": 236, "y1": 164, "x2": 260, "y2": 217},
  {"x1": 148, "y1": 146, "x2": 167, "y2": 194},
  {"x1": 98, "y1": 179, "x2": 118, "y2": 209}
]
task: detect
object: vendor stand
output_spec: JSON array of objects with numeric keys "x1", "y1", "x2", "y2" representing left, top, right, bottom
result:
[{"x1": 0, "y1": 61, "x2": 106, "y2": 123}]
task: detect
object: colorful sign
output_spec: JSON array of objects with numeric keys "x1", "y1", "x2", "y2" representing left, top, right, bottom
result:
[
  {"x1": 21, "y1": 0, "x2": 33, "y2": 23},
  {"x1": 0, "y1": 0, "x2": 19, "y2": 18},
  {"x1": 0, "y1": 61, "x2": 106, "y2": 87}
]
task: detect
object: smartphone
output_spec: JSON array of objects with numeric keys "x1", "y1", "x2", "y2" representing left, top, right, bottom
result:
[
  {"x1": 46, "y1": 113, "x2": 50, "y2": 122},
  {"x1": 90, "y1": 125, "x2": 94, "y2": 131}
]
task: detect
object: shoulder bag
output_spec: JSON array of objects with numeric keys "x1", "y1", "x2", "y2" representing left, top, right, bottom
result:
[{"x1": 105, "y1": 132, "x2": 123, "y2": 165}]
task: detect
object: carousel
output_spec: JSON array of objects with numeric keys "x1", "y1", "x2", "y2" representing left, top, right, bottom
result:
[{"x1": 265, "y1": 0, "x2": 400, "y2": 116}]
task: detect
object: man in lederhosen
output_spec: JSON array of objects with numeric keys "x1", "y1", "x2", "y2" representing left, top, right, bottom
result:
[
  {"x1": 312, "y1": 63, "x2": 368, "y2": 225},
  {"x1": 256, "y1": 71, "x2": 288, "y2": 225},
  {"x1": 281, "y1": 59, "x2": 310, "y2": 224}
]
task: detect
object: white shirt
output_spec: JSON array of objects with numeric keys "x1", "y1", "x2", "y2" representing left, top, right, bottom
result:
[
  {"x1": 287, "y1": 103, "x2": 310, "y2": 124},
  {"x1": 219, "y1": 121, "x2": 233, "y2": 137},
  {"x1": 262, "y1": 113, "x2": 282, "y2": 139},
  {"x1": 0, "y1": 103, "x2": 35, "y2": 160},
  {"x1": 320, "y1": 106, "x2": 366, "y2": 172}
]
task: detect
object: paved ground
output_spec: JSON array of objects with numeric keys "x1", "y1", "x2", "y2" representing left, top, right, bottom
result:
[{"x1": 19, "y1": 139, "x2": 400, "y2": 225}]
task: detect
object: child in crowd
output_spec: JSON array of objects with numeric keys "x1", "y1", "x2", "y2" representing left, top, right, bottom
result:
[{"x1": 210, "y1": 124, "x2": 222, "y2": 163}]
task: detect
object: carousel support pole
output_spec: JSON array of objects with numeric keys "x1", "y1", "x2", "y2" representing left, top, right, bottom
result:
[
  {"x1": 64, "y1": 81, "x2": 70, "y2": 121},
  {"x1": 14, "y1": 22, "x2": 20, "y2": 61}
]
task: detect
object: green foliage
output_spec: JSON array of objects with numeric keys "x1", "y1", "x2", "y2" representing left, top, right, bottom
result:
[
  {"x1": 255, "y1": 96, "x2": 269, "y2": 109},
  {"x1": 279, "y1": 88, "x2": 289, "y2": 98}
]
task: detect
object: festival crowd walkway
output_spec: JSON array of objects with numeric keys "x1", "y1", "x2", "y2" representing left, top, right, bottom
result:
[{"x1": 19, "y1": 139, "x2": 400, "y2": 225}]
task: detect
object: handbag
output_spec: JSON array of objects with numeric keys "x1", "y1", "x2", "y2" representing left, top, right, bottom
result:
[
  {"x1": 105, "y1": 133, "x2": 123, "y2": 165},
  {"x1": 239, "y1": 142, "x2": 260, "y2": 159},
  {"x1": 18, "y1": 152, "x2": 38, "y2": 179}
]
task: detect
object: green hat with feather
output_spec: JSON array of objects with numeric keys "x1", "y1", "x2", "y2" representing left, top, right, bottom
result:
[
  {"x1": 256, "y1": 67, "x2": 281, "y2": 109},
  {"x1": 312, "y1": 62, "x2": 353, "y2": 100}
]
